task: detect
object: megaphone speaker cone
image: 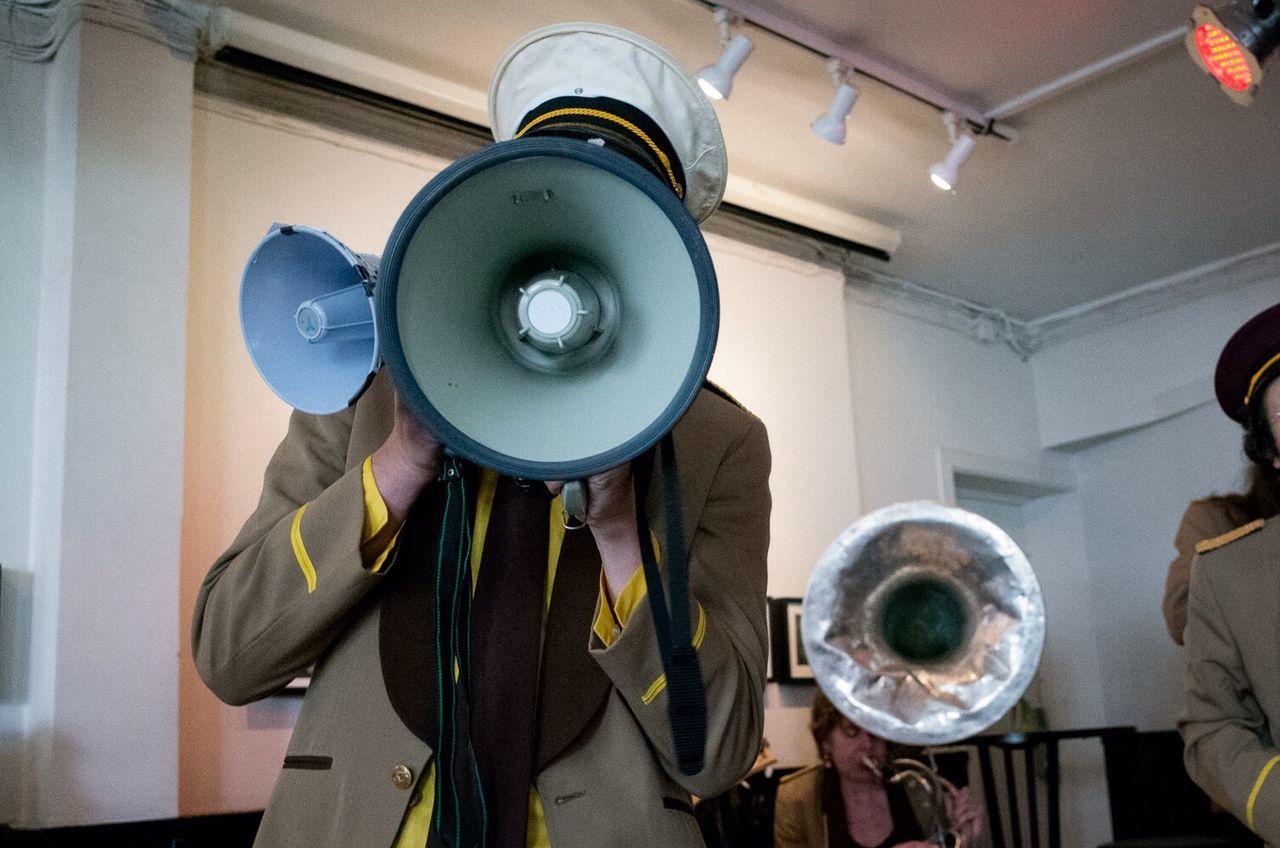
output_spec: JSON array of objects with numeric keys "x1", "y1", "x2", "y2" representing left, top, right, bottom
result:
[
  {"x1": 378, "y1": 138, "x2": 718, "y2": 480},
  {"x1": 239, "y1": 225, "x2": 380, "y2": 414}
]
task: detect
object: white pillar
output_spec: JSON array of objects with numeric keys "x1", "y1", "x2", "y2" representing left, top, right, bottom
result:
[{"x1": 0, "y1": 1, "x2": 201, "y2": 827}]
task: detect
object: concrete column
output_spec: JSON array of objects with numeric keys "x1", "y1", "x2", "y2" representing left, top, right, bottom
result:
[{"x1": 0, "y1": 1, "x2": 200, "y2": 827}]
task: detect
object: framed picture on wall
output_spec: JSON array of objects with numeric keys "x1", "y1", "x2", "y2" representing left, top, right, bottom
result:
[{"x1": 768, "y1": 597, "x2": 814, "y2": 682}]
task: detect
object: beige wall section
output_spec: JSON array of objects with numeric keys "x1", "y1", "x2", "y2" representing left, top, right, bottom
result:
[
  {"x1": 705, "y1": 235, "x2": 860, "y2": 599},
  {"x1": 180, "y1": 101, "x2": 449, "y2": 814},
  {"x1": 180, "y1": 100, "x2": 861, "y2": 810}
]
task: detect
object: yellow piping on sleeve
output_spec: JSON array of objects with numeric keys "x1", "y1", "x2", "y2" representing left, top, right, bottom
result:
[
  {"x1": 640, "y1": 604, "x2": 708, "y2": 705},
  {"x1": 290, "y1": 505, "x2": 317, "y2": 593},
  {"x1": 1248, "y1": 754, "x2": 1280, "y2": 829}
]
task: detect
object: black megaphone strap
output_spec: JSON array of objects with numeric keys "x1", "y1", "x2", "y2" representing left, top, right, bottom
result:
[{"x1": 633, "y1": 433, "x2": 707, "y2": 776}]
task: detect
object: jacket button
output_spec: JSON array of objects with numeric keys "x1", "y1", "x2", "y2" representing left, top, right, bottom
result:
[{"x1": 391, "y1": 764, "x2": 414, "y2": 790}]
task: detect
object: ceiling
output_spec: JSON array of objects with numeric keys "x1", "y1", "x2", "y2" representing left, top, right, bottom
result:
[{"x1": 216, "y1": 0, "x2": 1280, "y2": 320}]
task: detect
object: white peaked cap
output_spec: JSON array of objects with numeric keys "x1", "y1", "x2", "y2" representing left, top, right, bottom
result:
[{"x1": 489, "y1": 22, "x2": 728, "y2": 223}]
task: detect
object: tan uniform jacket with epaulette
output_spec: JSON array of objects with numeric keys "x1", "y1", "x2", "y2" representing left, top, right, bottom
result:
[
  {"x1": 1180, "y1": 516, "x2": 1280, "y2": 844},
  {"x1": 1163, "y1": 499, "x2": 1240, "y2": 645},
  {"x1": 191, "y1": 370, "x2": 772, "y2": 848}
]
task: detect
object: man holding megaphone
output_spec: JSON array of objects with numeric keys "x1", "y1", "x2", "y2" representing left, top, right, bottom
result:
[{"x1": 193, "y1": 23, "x2": 773, "y2": 848}]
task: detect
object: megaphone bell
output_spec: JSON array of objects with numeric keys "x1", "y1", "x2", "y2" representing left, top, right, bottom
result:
[
  {"x1": 239, "y1": 225, "x2": 380, "y2": 415},
  {"x1": 377, "y1": 136, "x2": 717, "y2": 482}
]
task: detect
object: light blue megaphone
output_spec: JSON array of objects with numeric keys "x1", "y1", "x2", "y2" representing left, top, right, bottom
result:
[{"x1": 239, "y1": 224, "x2": 381, "y2": 415}]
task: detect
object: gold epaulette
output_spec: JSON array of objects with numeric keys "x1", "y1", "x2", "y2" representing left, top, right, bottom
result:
[
  {"x1": 1196, "y1": 519, "x2": 1267, "y2": 554},
  {"x1": 779, "y1": 764, "x2": 822, "y2": 785}
]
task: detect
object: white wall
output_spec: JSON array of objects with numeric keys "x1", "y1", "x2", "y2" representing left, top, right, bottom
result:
[
  {"x1": 845, "y1": 304, "x2": 1047, "y2": 507},
  {"x1": 0, "y1": 31, "x2": 52, "y2": 831},
  {"x1": 703, "y1": 237, "x2": 862, "y2": 768},
  {"x1": 1032, "y1": 281, "x2": 1280, "y2": 450},
  {"x1": 843, "y1": 300, "x2": 1117, "y2": 848},
  {"x1": 2, "y1": 19, "x2": 195, "y2": 828},
  {"x1": 843, "y1": 301, "x2": 1109, "y2": 732},
  {"x1": 1072, "y1": 402, "x2": 1244, "y2": 730},
  {"x1": 1031, "y1": 275, "x2": 1280, "y2": 733},
  {"x1": 181, "y1": 100, "x2": 452, "y2": 815}
]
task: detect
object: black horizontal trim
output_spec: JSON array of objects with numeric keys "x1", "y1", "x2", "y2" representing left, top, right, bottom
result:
[
  {"x1": 715, "y1": 201, "x2": 890, "y2": 262},
  {"x1": 196, "y1": 48, "x2": 890, "y2": 265},
  {"x1": 282, "y1": 754, "x2": 333, "y2": 770},
  {"x1": 212, "y1": 45, "x2": 492, "y2": 142},
  {"x1": 0, "y1": 811, "x2": 264, "y2": 847}
]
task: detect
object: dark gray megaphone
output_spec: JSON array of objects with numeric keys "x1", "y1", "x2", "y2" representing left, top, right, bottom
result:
[
  {"x1": 239, "y1": 225, "x2": 381, "y2": 415},
  {"x1": 376, "y1": 136, "x2": 718, "y2": 487}
]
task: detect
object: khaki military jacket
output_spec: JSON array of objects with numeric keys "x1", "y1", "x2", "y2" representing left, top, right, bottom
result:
[
  {"x1": 192, "y1": 371, "x2": 772, "y2": 848},
  {"x1": 1181, "y1": 517, "x2": 1280, "y2": 844},
  {"x1": 1162, "y1": 499, "x2": 1239, "y2": 645}
]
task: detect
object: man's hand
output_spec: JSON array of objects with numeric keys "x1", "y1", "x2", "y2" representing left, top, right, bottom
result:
[
  {"x1": 371, "y1": 391, "x2": 443, "y2": 524},
  {"x1": 547, "y1": 464, "x2": 643, "y2": 600}
]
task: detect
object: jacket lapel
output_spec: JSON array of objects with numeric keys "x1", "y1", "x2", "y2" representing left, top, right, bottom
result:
[
  {"x1": 377, "y1": 464, "x2": 481, "y2": 746},
  {"x1": 378, "y1": 467, "x2": 662, "y2": 767},
  {"x1": 535, "y1": 518, "x2": 613, "y2": 770}
]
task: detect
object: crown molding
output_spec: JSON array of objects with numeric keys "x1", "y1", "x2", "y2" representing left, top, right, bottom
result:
[
  {"x1": 1023, "y1": 241, "x2": 1280, "y2": 350},
  {"x1": 843, "y1": 262, "x2": 1037, "y2": 358},
  {"x1": 0, "y1": 0, "x2": 211, "y2": 62},
  {"x1": 841, "y1": 240, "x2": 1280, "y2": 360}
]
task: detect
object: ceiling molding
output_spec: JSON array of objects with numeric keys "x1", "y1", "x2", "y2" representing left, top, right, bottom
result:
[
  {"x1": 843, "y1": 239, "x2": 1280, "y2": 359},
  {"x1": 1023, "y1": 241, "x2": 1280, "y2": 350},
  {"x1": 0, "y1": 0, "x2": 211, "y2": 62},
  {"x1": 842, "y1": 263, "x2": 1036, "y2": 359}
]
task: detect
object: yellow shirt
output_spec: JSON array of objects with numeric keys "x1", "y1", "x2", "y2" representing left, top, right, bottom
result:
[{"x1": 358, "y1": 459, "x2": 648, "y2": 848}]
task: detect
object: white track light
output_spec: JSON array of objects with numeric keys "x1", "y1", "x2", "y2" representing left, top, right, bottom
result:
[
  {"x1": 930, "y1": 113, "x2": 978, "y2": 191},
  {"x1": 929, "y1": 135, "x2": 976, "y2": 191},
  {"x1": 698, "y1": 33, "x2": 753, "y2": 100},
  {"x1": 697, "y1": 8, "x2": 753, "y2": 100},
  {"x1": 811, "y1": 61, "x2": 858, "y2": 144}
]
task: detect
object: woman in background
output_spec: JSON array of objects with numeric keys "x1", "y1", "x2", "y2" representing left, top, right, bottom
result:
[
  {"x1": 1162, "y1": 303, "x2": 1280, "y2": 645},
  {"x1": 1180, "y1": 302, "x2": 1280, "y2": 839},
  {"x1": 774, "y1": 691, "x2": 983, "y2": 848}
]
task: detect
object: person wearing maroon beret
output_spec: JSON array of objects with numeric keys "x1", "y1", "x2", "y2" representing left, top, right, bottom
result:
[
  {"x1": 1179, "y1": 303, "x2": 1280, "y2": 842},
  {"x1": 1163, "y1": 304, "x2": 1280, "y2": 644}
]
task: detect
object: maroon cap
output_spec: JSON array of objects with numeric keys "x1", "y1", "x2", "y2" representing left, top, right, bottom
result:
[{"x1": 1215, "y1": 303, "x2": 1280, "y2": 423}]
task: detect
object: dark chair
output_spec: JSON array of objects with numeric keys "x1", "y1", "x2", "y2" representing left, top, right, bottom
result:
[
  {"x1": 951, "y1": 726, "x2": 1257, "y2": 848},
  {"x1": 957, "y1": 726, "x2": 1141, "y2": 848},
  {"x1": 1097, "y1": 729, "x2": 1258, "y2": 848}
]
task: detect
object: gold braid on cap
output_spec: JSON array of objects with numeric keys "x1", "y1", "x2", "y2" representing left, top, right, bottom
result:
[
  {"x1": 516, "y1": 107, "x2": 684, "y2": 198},
  {"x1": 1244, "y1": 351, "x2": 1280, "y2": 408}
]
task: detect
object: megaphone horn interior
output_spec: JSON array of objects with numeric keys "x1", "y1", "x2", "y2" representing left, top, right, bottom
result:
[
  {"x1": 378, "y1": 137, "x2": 718, "y2": 481},
  {"x1": 239, "y1": 225, "x2": 380, "y2": 415}
]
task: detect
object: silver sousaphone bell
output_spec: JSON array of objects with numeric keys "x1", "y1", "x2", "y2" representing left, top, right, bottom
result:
[{"x1": 802, "y1": 501, "x2": 1046, "y2": 747}]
